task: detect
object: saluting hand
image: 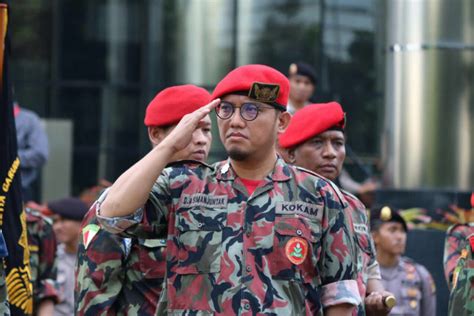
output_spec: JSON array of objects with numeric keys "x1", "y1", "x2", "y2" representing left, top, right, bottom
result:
[{"x1": 161, "y1": 99, "x2": 220, "y2": 154}]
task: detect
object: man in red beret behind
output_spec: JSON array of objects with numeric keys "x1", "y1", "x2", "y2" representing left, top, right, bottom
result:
[
  {"x1": 279, "y1": 102, "x2": 394, "y2": 315},
  {"x1": 96, "y1": 64, "x2": 361, "y2": 315},
  {"x1": 75, "y1": 85, "x2": 212, "y2": 315}
]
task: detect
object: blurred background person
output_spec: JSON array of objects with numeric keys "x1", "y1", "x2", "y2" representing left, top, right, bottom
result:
[
  {"x1": 26, "y1": 207, "x2": 59, "y2": 316},
  {"x1": 287, "y1": 62, "x2": 317, "y2": 114},
  {"x1": 14, "y1": 100, "x2": 48, "y2": 202},
  {"x1": 371, "y1": 206, "x2": 436, "y2": 316},
  {"x1": 48, "y1": 197, "x2": 88, "y2": 316},
  {"x1": 443, "y1": 194, "x2": 473, "y2": 316}
]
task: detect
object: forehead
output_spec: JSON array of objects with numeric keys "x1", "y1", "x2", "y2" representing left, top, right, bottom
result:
[
  {"x1": 222, "y1": 94, "x2": 257, "y2": 104},
  {"x1": 199, "y1": 114, "x2": 212, "y2": 126},
  {"x1": 289, "y1": 74, "x2": 313, "y2": 83},
  {"x1": 308, "y1": 130, "x2": 345, "y2": 141},
  {"x1": 380, "y1": 222, "x2": 405, "y2": 230}
]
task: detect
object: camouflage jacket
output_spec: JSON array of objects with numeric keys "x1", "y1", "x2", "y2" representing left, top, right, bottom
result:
[
  {"x1": 26, "y1": 208, "x2": 59, "y2": 311},
  {"x1": 447, "y1": 233, "x2": 474, "y2": 316},
  {"x1": 75, "y1": 207, "x2": 165, "y2": 316},
  {"x1": 444, "y1": 223, "x2": 474, "y2": 289},
  {"x1": 0, "y1": 233, "x2": 10, "y2": 316},
  {"x1": 98, "y1": 158, "x2": 361, "y2": 315},
  {"x1": 342, "y1": 190, "x2": 380, "y2": 316}
]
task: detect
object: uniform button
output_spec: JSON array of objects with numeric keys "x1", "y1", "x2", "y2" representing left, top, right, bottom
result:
[
  {"x1": 246, "y1": 265, "x2": 252, "y2": 272},
  {"x1": 296, "y1": 229, "x2": 303, "y2": 236},
  {"x1": 244, "y1": 303, "x2": 250, "y2": 310}
]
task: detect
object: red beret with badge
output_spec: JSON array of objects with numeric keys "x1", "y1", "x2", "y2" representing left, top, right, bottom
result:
[
  {"x1": 279, "y1": 102, "x2": 346, "y2": 148},
  {"x1": 144, "y1": 84, "x2": 211, "y2": 127},
  {"x1": 211, "y1": 64, "x2": 289, "y2": 109}
]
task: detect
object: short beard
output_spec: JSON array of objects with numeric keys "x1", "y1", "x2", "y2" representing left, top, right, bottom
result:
[{"x1": 227, "y1": 148, "x2": 249, "y2": 161}]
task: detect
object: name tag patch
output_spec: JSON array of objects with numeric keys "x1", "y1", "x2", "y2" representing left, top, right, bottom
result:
[
  {"x1": 276, "y1": 202, "x2": 322, "y2": 221},
  {"x1": 354, "y1": 223, "x2": 368, "y2": 235},
  {"x1": 180, "y1": 194, "x2": 228, "y2": 208}
]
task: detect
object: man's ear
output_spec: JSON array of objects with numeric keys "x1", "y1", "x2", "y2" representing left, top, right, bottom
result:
[
  {"x1": 148, "y1": 126, "x2": 166, "y2": 147},
  {"x1": 287, "y1": 148, "x2": 296, "y2": 164},
  {"x1": 277, "y1": 111, "x2": 292, "y2": 133}
]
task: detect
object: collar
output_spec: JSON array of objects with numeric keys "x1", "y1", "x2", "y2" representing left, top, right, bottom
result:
[{"x1": 215, "y1": 156, "x2": 292, "y2": 182}]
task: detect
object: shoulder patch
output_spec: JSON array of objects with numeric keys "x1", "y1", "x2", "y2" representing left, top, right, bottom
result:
[{"x1": 82, "y1": 224, "x2": 100, "y2": 249}]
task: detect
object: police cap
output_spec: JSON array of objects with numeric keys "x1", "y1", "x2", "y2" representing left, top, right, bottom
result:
[
  {"x1": 48, "y1": 197, "x2": 88, "y2": 221},
  {"x1": 370, "y1": 205, "x2": 408, "y2": 232}
]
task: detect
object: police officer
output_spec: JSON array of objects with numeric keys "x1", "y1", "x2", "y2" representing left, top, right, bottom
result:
[
  {"x1": 278, "y1": 102, "x2": 393, "y2": 316},
  {"x1": 96, "y1": 64, "x2": 360, "y2": 315},
  {"x1": 287, "y1": 62, "x2": 317, "y2": 114},
  {"x1": 75, "y1": 85, "x2": 212, "y2": 315},
  {"x1": 370, "y1": 206, "x2": 436, "y2": 316},
  {"x1": 26, "y1": 207, "x2": 59, "y2": 315}
]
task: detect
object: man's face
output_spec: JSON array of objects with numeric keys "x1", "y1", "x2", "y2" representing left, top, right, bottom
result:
[
  {"x1": 148, "y1": 115, "x2": 212, "y2": 162},
  {"x1": 289, "y1": 75, "x2": 314, "y2": 103},
  {"x1": 217, "y1": 94, "x2": 282, "y2": 162},
  {"x1": 52, "y1": 215, "x2": 82, "y2": 245},
  {"x1": 292, "y1": 130, "x2": 345, "y2": 181},
  {"x1": 372, "y1": 222, "x2": 407, "y2": 256}
]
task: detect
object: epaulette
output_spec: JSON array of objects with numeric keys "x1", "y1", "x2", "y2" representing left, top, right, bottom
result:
[
  {"x1": 165, "y1": 159, "x2": 213, "y2": 169},
  {"x1": 294, "y1": 166, "x2": 347, "y2": 208}
]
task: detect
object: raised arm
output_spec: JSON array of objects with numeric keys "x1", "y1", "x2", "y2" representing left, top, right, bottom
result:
[{"x1": 100, "y1": 100, "x2": 218, "y2": 218}]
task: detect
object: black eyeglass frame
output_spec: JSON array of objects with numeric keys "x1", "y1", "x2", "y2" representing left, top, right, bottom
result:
[{"x1": 215, "y1": 101, "x2": 284, "y2": 121}]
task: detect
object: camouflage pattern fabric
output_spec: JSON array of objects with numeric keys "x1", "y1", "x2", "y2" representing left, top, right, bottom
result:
[
  {"x1": 75, "y1": 206, "x2": 165, "y2": 315},
  {"x1": 25, "y1": 208, "x2": 59, "y2": 312},
  {"x1": 444, "y1": 223, "x2": 474, "y2": 289},
  {"x1": 342, "y1": 190, "x2": 380, "y2": 316},
  {"x1": 0, "y1": 251, "x2": 10, "y2": 316},
  {"x1": 98, "y1": 158, "x2": 361, "y2": 315},
  {"x1": 447, "y1": 233, "x2": 474, "y2": 316}
]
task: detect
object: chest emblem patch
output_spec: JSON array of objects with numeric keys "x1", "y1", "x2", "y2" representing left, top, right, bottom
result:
[{"x1": 285, "y1": 237, "x2": 308, "y2": 265}]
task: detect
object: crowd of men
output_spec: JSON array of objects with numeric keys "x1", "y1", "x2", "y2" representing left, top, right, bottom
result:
[{"x1": 4, "y1": 63, "x2": 472, "y2": 315}]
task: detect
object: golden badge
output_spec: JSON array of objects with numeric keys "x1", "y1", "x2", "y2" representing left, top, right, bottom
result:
[
  {"x1": 380, "y1": 206, "x2": 392, "y2": 221},
  {"x1": 248, "y1": 82, "x2": 280, "y2": 103}
]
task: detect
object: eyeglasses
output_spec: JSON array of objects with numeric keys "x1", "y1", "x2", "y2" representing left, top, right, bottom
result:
[{"x1": 215, "y1": 101, "x2": 277, "y2": 121}]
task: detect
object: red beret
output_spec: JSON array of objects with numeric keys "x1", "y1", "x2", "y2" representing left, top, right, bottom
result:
[
  {"x1": 279, "y1": 102, "x2": 346, "y2": 148},
  {"x1": 144, "y1": 85, "x2": 211, "y2": 127},
  {"x1": 211, "y1": 64, "x2": 289, "y2": 108}
]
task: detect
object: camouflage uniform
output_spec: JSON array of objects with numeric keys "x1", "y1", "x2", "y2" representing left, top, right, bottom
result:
[
  {"x1": 342, "y1": 190, "x2": 380, "y2": 316},
  {"x1": 98, "y1": 158, "x2": 361, "y2": 315},
  {"x1": 75, "y1": 206, "x2": 165, "y2": 315},
  {"x1": 25, "y1": 207, "x2": 59, "y2": 313},
  {"x1": 447, "y1": 232, "x2": 474, "y2": 316},
  {"x1": 380, "y1": 256, "x2": 436, "y2": 316},
  {"x1": 0, "y1": 231, "x2": 10, "y2": 316},
  {"x1": 443, "y1": 223, "x2": 474, "y2": 289}
]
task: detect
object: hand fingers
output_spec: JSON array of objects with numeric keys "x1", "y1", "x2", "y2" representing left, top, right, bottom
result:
[{"x1": 184, "y1": 98, "x2": 220, "y2": 124}]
